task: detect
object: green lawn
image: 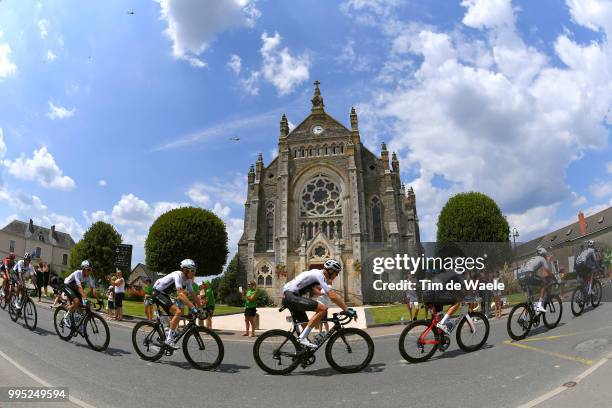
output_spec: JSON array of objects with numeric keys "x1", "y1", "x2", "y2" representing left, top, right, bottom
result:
[{"x1": 88, "y1": 297, "x2": 243, "y2": 318}]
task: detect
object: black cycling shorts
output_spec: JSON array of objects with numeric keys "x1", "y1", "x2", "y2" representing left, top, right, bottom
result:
[
  {"x1": 152, "y1": 290, "x2": 174, "y2": 315},
  {"x1": 61, "y1": 284, "x2": 82, "y2": 301},
  {"x1": 575, "y1": 264, "x2": 593, "y2": 281},
  {"x1": 282, "y1": 291, "x2": 320, "y2": 324}
]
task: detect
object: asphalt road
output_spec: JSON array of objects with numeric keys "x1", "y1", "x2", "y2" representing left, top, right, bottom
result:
[{"x1": 1, "y1": 286, "x2": 612, "y2": 408}]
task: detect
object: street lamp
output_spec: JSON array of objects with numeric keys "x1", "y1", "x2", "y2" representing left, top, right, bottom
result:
[{"x1": 511, "y1": 227, "x2": 519, "y2": 248}]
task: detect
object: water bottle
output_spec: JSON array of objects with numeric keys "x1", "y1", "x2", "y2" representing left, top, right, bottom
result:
[
  {"x1": 74, "y1": 312, "x2": 82, "y2": 326},
  {"x1": 446, "y1": 320, "x2": 455, "y2": 333},
  {"x1": 314, "y1": 331, "x2": 326, "y2": 345}
]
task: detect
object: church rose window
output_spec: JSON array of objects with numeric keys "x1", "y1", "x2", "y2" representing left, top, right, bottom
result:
[{"x1": 300, "y1": 174, "x2": 342, "y2": 217}]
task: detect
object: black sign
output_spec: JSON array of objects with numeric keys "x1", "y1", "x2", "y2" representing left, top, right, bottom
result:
[{"x1": 115, "y1": 244, "x2": 133, "y2": 272}]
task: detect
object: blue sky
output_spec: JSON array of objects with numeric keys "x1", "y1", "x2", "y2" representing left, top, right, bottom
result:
[{"x1": 1, "y1": 0, "x2": 611, "y2": 268}]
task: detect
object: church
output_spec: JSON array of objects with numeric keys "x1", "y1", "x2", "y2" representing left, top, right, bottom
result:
[{"x1": 237, "y1": 82, "x2": 421, "y2": 305}]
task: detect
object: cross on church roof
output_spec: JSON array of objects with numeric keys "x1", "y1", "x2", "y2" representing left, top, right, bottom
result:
[{"x1": 311, "y1": 80, "x2": 324, "y2": 112}]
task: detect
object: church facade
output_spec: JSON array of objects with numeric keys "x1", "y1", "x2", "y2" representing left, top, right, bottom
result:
[{"x1": 237, "y1": 82, "x2": 420, "y2": 305}]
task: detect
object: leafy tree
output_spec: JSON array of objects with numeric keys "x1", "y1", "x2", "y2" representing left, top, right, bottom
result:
[
  {"x1": 69, "y1": 222, "x2": 122, "y2": 282},
  {"x1": 217, "y1": 255, "x2": 239, "y2": 303},
  {"x1": 436, "y1": 192, "x2": 511, "y2": 269},
  {"x1": 145, "y1": 207, "x2": 228, "y2": 276}
]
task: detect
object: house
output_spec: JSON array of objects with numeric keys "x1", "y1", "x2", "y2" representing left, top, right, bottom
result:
[{"x1": 127, "y1": 263, "x2": 164, "y2": 288}]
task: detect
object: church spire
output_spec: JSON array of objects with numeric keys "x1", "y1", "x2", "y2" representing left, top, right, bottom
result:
[
  {"x1": 311, "y1": 80, "x2": 325, "y2": 113},
  {"x1": 350, "y1": 107, "x2": 358, "y2": 131},
  {"x1": 280, "y1": 114, "x2": 289, "y2": 138}
]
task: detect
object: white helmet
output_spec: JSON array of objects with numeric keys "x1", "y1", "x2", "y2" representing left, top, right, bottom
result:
[
  {"x1": 180, "y1": 259, "x2": 196, "y2": 271},
  {"x1": 536, "y1": 247, "x2": 548, "y2": 257},
  {"x1": 81, "y1": 260, "x2": 92, "y2": 269},
  {"x1": 587, "y1": 240, "x2": 594, "y2": 248},
  {"x1": 324, "y1": 259, "x2": 342, "y2": 274}
]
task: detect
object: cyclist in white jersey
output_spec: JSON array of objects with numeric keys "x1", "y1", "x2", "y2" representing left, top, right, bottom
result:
[
  {"x1": 12, "y1": 253, "x2": 36, "y2": 309},
  {"x1": 518, "y1": 247, "x2": 555, "y2": 313},
  {"x1": 152, "y1": 259, "x2": 201, "y2": 349},
  {"x1": 61, "y1": 260, "x2": 96, "y2": 325},
  {"x1": 281, "y1": 259, "x2": 356, "y2": 348}
]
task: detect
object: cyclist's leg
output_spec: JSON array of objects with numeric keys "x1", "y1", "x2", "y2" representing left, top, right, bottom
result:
[
  {"x1": 283, "y1": 291, "x2": 321, "y2": 345},
  {"x1": 437, "y1": 303, "x2": 460, "y2": 333}
]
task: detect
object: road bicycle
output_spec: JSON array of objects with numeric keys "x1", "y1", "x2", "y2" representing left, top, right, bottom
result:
[
  {"x1": 253, "y1": 307, "x2": 374, "y2": 375},
  {"x1": 53, "y1": 296, "x2": 110, "y2": 351},
  {"x1": 132, "y1": 301, "x2": 224, "y2": 370},
  {"x1": 571, "y1": 270, "x2": 602, "y2": 316},
  {"x1": 398, "y1": 300, "x2": 489, "y2": 363},
  {"x1": 507, "y1": 280, "x2": 562, "y2": 341},
  {"x1": 6, "y1": 285, "x2": 38, "y2": 331}
]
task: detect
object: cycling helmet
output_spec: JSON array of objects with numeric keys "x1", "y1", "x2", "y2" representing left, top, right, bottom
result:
[
  {"x1": 180, "y1": 259, "x2": 197, "y2": 271},
  {"x1": 7, "y1": 252, "x2": 15, "y2": 260},
  {"x1": 23, "y1": 252, "x2": 32, "y2": 261},
  {"x1": 587, "y1": 240, "x2": 594, "y2": 248},
  {"x1": 536, "y1": 247, "x2": 548, "y2": 256},
  {"x1": 81, "y1": 260, "x2": 92, "y2": 269},
  {"x1": 323, "y1": 259, "x2": 342, "y2": 274}
]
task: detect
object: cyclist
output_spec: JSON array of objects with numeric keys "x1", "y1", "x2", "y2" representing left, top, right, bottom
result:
[
  {"x1": 61, "y1": 260, "x2": 96, "y2": 328},
  {"x1": 574, "y1": 240, "x2": 598, "y2": 289},
  {"x1": 281, "y1": 259, "x2": 356, "y2": 349},
  {"x1": 151, "y1": 259, "x2": 201, "y2": 349},
  {"x1": 11, "y1": 253, "x2": 36, "y2": 309},
  {"x1": 518, "y1": 247, "x2": 555, "y2": 313},
  {"x1": 1, "y1": 252, "x2": 16, "y2": 299}
]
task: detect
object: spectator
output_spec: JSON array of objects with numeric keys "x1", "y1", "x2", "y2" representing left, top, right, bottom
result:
[
  {"x1": 143, "y1": 278, "x2": 154, "y2": 320},
  {"x1": 106, "y1": 280, "x2": 115, "y2": 320},
  {"x1": 199, "y1": 281, "x2": 215, "y2": 329},
  {"x1": 35, "y1": 263, "x2": 44, "y2": 302},
  {"x1": 241, "y1": 281, "x2": 257, "y2": 337},
  {"x1": 113, "y1": 270, "x2": 125, "y2": 321},
  {"x1": 41, "y1": 262, "x2": 50, "y2": 299},
  {"x1": 406, "y1": 285, "x2": 419, "y2": 321}
]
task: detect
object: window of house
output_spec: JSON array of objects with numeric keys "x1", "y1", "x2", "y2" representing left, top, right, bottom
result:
[
  {"x1": 9, "y1": 240, "x2": 15, "y2": 252},
  {"x1": 257, "y1": 264, "x2": 273, "y2": 287},
  {"x1": 266, "y1": 203, "x2": 274, "y2": 250},
  {"x1": 38, "y1": 233, "x2": 45, "y2": 242},
  {"x1": 62, "y1": 253, "x2": 68, "y2": 265},
  {"x1": 35, "y1": 247, "x2": 42, "y2": 258}
]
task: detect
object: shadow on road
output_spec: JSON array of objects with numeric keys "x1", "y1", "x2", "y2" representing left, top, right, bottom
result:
[
  {"x1": 294, "y1": 363, "x2": 386, "y2": 377},
  {"x1": 32, "y1": 326, "x2": 56, "y2": 337},
  {"x1": 154, "y1": 360, "x2": 250, "y2": 373},
  {"x1": 73, "y1": 342, "x2": 132, "y2": 356}
]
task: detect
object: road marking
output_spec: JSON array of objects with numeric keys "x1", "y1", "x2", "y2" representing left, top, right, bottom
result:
[
  {"x1": 503, "y1": 340, "x2": 593, "y2": 366},
  {"x1": 518, "y1": 333, "x2": 578, "y2": 343},
  {"x1": 516, "y1": 351, "x2": 612, "y2": 408},
  {"x1": 0, "y1": 350, "x2": 96, "y2": 408}
]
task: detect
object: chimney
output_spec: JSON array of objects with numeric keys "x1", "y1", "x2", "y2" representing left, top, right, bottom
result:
[
  {"x1": 28, "y1": 219, "x2": 34, "y2": 233},
  {"x1": 578, "y1": 211, "x2": 586, "y2": 235}
]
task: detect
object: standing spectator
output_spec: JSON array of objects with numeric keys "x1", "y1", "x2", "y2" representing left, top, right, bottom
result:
[
  {"x1": 241, "y1": 281, "x2": 257, "y2": 337},
  {"x1": 41, "y1": 262, "x2": 50, "y2": 299},
  {"x1": 143, "y1": 278, "x2": 154, "y2": 320},
  {"x1": 106, "y1": 279, "x2": 115, "y2": 320},
  {"x1": 199, "y1": 281, "x2": 215, "y2": 329},
  {"x1": 35, "y1": 263, "x2": 44, "y2": 302},
  {"x1": 406, "y1": 285, "x2": 419, "y2": 321},
  {"x1": 113, "y1": 270, "x2": 125, "y2": 321}
]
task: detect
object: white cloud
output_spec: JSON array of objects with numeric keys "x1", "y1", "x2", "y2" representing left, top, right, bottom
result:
[
  {"x1": 98, "y1": 180, "x2": 107, "y2": 187},
  {"x1": 154, "y1": 0, "x2": 260, "y2": 66},
  {"x1": 0, "y1": 189, "x2": 47, "y2": 213},
  {"x1": 607, "y1": 162, "x2": 612, "y2": 174},
  {"x1": 111, "y1": 194, "x2": 153, "y2": 226},
  {"x1": 38, "y1": 19, "x2": 49, "y2": 39},
  {"x1": 227, "y1": 54, "x2": 242, "y2": 75},
  {"x1": 3, "y1": 146, "x2": 76, "y2": 190},
  {"x1": 239, "y1": 71, "x2": 260, "y2": 95},
  {"x1": 187, "y1": 173, "x2": 247, "y2": 207},
  {"x1": 40, "y1": 213, "x2": 84, "y2": 240},
  {"x1": 0, "y1": 43, "x2": 17, "y2": 79},
  {"x1": 47, "y1": 101, "x2": 76, "y2": 120},
  {"x1": 589, "y1": 180, "x2": 612, "y2": 198},
  {"x1": 186, "y1": 184, "x2": 211, "y2": 206},
  {"x1": 336, "y1": 39, "x2": 370, "y2": 72},
  {"x1": 0, "y1": 128, "x2": 6, "y2": 158},
  {"x1": 260, "y1": 32, "x2": 310, "y2": 96},
  {"x1": 571, "y1": 191, "x2": 588, "y2": 206},
  {"x1": 46, "y1": 50, "x2": 57, "y2": 62},
  {"x1": 566, "y1": 0, "x2": 612, "y2": 33},
  {"x1": 506, "y1": 204, "x2": 559, "y2": 237},
  {"x1": 350, "y1": 0, "x2": 612, "y2": 240}
]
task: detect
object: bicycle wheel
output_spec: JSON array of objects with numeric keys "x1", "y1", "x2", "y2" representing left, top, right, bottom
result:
[
  {"x1": 132, "y1": 321, "x2": 165, "y2": 361},
  {"x1": 571, "y1": 287, "x2": 585, "y2": 317},
  {"x1": 325, "y1": 327, "x2": 374, "y2": 373},
  {"x1": 0, "y1": 290, "x2": 6, "y2": 310},
  {"x1": 84, "y1": 313, "x2": 110, "y2": 351},
  {"x1": 53, "y1": 305, "x2": 73, "y2": 341},
  {"x1": 253, "y1": 329, "x2": 300, "y2": 375},
  {"x1": 22, "y1": 298, "x2": 37, "y2": 330},
  {"x1": 543, "y1": 295, "x2": 563, "y2": 329},
  {"x1": 8, "y1": 297, "x2": 19, "y2": 322},
  {"x1": 182, "y1": 326, "x2": 224, "y2": 370},
  {"x1": 507, "y1": 303, "x2": 533, "y2": 341},
  {"x1": 590, "y1": 280, "x2": 602, "y2": 308},
  {"x1": 398, "y1": 320, "x2": 439, "y2": 363},
  {"x1": 456, "y1": 312, "x2": 489, "y2": 352}
]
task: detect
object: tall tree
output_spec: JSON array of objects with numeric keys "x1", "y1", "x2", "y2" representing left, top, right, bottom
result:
[
  {"x1": 69, "y1": 221, "x2": 122, "y2": 282},
  {"x1": 145, "y1": 207, "x2": 228, "y2": 276}
]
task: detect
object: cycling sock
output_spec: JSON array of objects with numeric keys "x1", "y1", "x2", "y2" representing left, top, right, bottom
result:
[
  {"x1": 439, "y1": 314, "x2": 450, "y2": 325},
  {"x1": 299, "y1": 327, "x2": 312, "y2": 340}
]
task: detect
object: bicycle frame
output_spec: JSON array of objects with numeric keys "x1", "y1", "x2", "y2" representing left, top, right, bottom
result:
[{"x1": 417, "y1": 303, "x2": 477, "y2": 346}]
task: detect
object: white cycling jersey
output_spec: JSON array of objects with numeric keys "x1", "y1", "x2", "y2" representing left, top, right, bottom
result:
[
  {"x1": 283, "y1": 269, "x2": 331, "y2": 296},
  {"x1": 153, "y1": 270, "x2": 194, "y2": 295},
  {"x1": 12, "y1": 260, "x2": 35, "y2": 279},
  {"x1": 64, "y1": 269, "x2": 95, "y2": 288}
]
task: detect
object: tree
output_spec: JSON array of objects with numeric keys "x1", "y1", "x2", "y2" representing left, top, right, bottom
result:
[
  {"x1": 436, "y1": 192, "x2": 511, "y2": 269},
  {"x1": 217, "y1": 254, "x2": 239, "y2": 302},
  {"x1": 145, "y1": 207, "x2": 228, "y2": 276},
  {"x1": 70, "y1": 221, "x2": 122, "y2": 282}
]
